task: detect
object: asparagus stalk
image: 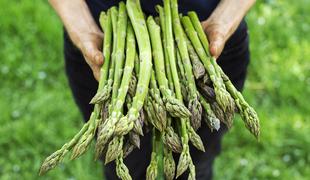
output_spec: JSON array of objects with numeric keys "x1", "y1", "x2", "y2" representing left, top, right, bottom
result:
[
  {"x1": 95, "y1": 17, "x2": 136, "y2": 159},
  {"x1": 156, "y1": 7, "x2": 184, "y2": 158},
  {"x1": 126, "y1": 92, "x2": 142, "y2": 149},
  {"x1": 149, "y1": 72, "x2": 167, "y2": 131},
  {"x1": 116, "y1": 151, "x2": 132, "y2": 180},
  {"x1": 172, "y1": 0, "x2": 202, "y2": 131},
  {"x1": 186, "y1": 13, "x2": 237, "y2": 126},
  {"x1": 90, "y1": 11, "x2": 113, "y2": 104},
  {"x1": 70, "y1": 10, "x2": 122, "y2": 159},
  {"x1": 197, "y1": 80, "x2": 216, "y2": 103},
  {"x1": 163, "y1": 147, "x2": 176, "y2": 180},
  {"x1": 176, "y1": 48, "x2": 203, "y2": 131},
  {"x1": 164, "y1": 0, "x2": 192, "y2": 177},
  {"x1": 188, "y1": 11, "x2": 210, "y2": 56},
  {"x1": 171, "y1": 0, "x2": 201, "y2": 113},
  {"x1": 145, "y1": 95, "x2": 164, "y2": 132},
  {"x1": 198, "y1": 92, "x2": 221, "y2": 131},
  {"x1": 111, "y1": 2, "x2": 128, "y2": 103},
  {"x1": 146, "y1": 128, "x2": 159, "y2": 180},
  {"x1": 188, "y1": 160, "x2": 196, "y2": 180},
  {"x1": 176, "y1": 49, "x2": 189, "y2": 102},
  {"x1": 113, "y1": 0, "x2": 153, "y2": 136},
  {"x1": 39, "y1": 121, "x2": 90, "y2": 175},
  {"x1": 105, "y1": 135, "x2": 124, "y2": 164},
  {"x1": 163, "y1": 125, "x2": 182, "y2": 153},
  {"x1": 164, "y1": 0, "x2": 181, "y2": 99},
  {"x1": 106, "y1": 20, "x2": 137, "y2": 179},
  {"x1": 187, "y1": 121, "x2": 205, "y2": 152},
  {"x1": 218, "y1": 66, "x2": 260, "y2": 138},
  {"x1": 45, "y1": 10, "x2": 110, "y2": 162},
  {"x1": 134, "y1": 54, "x2": 140, "y2": 76},
  {"x1": 70, "y1": 108, "x2": 99, "y2": 159},
  {"x1": 147, "y1": 15, "x2": 190, "y2": 119},
  {"x1": 96, "y1": 10, "x2": 113, "y2": 134},
  {"x1": 185, "y1": 34, "x2": 205, "y2": 79},
  {"x1": 181, "y1": 16, "x2": 234, "y2": 116},
  {"x1": 91, "y1": 8, "x2": 118, "y2": 104}
]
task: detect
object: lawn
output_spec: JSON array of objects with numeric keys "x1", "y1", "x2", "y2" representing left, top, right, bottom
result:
[{"x1": 0, "y1": 0, "x2": 309, "y2": 179}]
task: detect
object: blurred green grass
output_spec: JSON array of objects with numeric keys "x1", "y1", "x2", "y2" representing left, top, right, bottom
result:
[{"x1": 0, "y1": 0, "x2": 309, "y2": 179}]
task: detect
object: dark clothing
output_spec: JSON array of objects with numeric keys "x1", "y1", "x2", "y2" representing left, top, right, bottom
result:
[{"x1": 64, "y1": 1, "x2": 250, "y2": 179}]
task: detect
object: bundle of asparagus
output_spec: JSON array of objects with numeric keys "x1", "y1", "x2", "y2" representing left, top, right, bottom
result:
[{"x1": 39, "y1": 0, "x2": 260, "y2": 179}]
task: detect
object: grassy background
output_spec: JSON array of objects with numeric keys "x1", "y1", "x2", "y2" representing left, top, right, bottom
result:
[{"x1": 0, "y1": 0, "x2": 309, "y2": 179}]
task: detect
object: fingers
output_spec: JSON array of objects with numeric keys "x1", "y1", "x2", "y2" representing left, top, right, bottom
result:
[
  {"x1": 81, "y1": 41, "x2": 104, "y2": 81},
  {"x1": 202, "y1": 21, "x2": 227, "y2": 58},
  {"x1": 83, "y1": 41, "x2": 104, "y2": 65}
]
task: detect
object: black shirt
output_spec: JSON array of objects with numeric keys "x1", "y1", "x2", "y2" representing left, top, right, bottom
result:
[{"x1": 85, "y1": 0, "x2": 247, "y2": 49}]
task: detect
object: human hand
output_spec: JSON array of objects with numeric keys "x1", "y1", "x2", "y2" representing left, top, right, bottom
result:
[
  {"x1": 201, "y1": 0, "x2": 256, "y2": 58},
  {"x1": 76, "y1": 31, "x2": 104, "y2": 81},
  {"x1": 49, "y1": 0, "x2": 104, "y2": 81}
]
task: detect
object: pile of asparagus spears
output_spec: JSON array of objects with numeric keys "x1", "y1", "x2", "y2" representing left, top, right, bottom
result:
[{"x1": 39, "y1": 0, "x2": 260, "y2": 179}]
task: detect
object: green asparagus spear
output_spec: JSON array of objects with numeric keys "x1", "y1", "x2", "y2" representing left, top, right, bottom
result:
[
  {"x1": 149, "y1": 70, "x2": 167, "y2": 130},
  {"x1": 165, "y1": 0, "x2": 192, "y2": 177},
  {"x1": 116, "y1": 151, "x2": 132, "y2": 180},
  {"x1": 90, "y1": 11, "x2": 113, "y2": 104},
  {"x1": 181, "y1": 16, "x2": 234, "y2": 116},
  {"x1": 171, "y1": 2, "x2": 201, "y2": 130},
  {"x1": 163, "y1": 126, "x2": 182, "y2": 153},
  {"x1": 67, "y1": 10, "x2": 113, "y2": 160},
  {"x1": 188, "y1": 11, "x2": 210, "y2": 56},
  {"x1": 147, "y1": 15, "x2": 190, "y2": 118},
  {"x1": 176, "y1": 48, "x2": 202, "y2": 130},
  {"x1": 185, "y1": 34, "x2": 205, "y2": 79},
  {"x1": 113, "y1": 0, "x2": 153, "y2": 136},
  {"x1": 111, "y1": 2, "x2": 128, "y2": 103},
  {"x1": 70, "y1": 108, "x2": 99, "y2": 159},
  {"x1": 90, "y1": 8, "x2": 118, "y2": 104},
  {"x1": 188, "y1": 160, "x2": 196, "y2": 180},
  {"x1": 146, "y1": 129, "x2": 159, "y2": 180},
  {"x1": 163, "y1": 147, "x2": 176, "y2": 180},
  {"x1": 218, "y1": 66, "x2": 260, "y2": 138},
  {"x1": 199, "y1": 93, "x2": 221, "y2": 131},
  {"x1": 39, "y1": 121, "x2": 90, "y2": 175},
  {"x1": 95, "y1": 15, "x2": 135, "y2": 159},
  {"x1": 134, "y1": 54, "x2": 140, "y2": 76},
  {"x1": 176, "y1": 49, "x2": 189, "y2": 102},
  {"x1": 105, "y1": 135, "x2": 124, "y2": 164}
]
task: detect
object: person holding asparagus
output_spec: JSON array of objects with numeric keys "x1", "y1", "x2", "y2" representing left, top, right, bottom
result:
[{"x1": 48, "y1": 0, "x2": 256, "y2": 179}]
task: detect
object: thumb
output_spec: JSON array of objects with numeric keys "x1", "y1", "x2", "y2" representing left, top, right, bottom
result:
[
  {"x1": 81, "y1": 41, "x2": 104, "y2": 81},
  {"x1": 82, "y1": 41, "x2": 104, "y2": 66},
  {"x1": 202, "y1": 22, "x2": 226, "y2": 58}
]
